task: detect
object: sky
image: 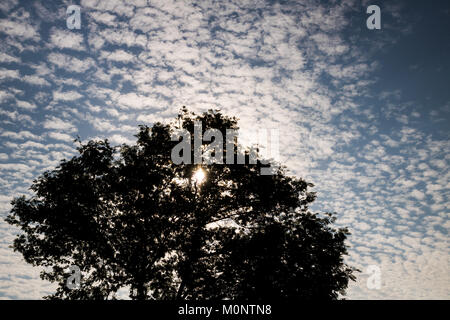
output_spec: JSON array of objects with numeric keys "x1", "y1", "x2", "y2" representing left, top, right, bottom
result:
[{"x1": 0, "y1": 0, "x2": 449, "y2": 299}]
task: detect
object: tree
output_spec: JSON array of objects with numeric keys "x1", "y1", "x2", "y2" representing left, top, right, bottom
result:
[{"x1": 5, "y1": 108, "x2": 357, "y2": 300}]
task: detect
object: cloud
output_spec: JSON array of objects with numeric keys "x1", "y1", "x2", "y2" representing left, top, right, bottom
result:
[
  {"x1": 21, "y1": 75, "x2": 51, "y2": 86},
  {"x1": 48, "y1": 28, "x2": 85, "y2": 51},
  {"x1": 0, "y1": 130, "x2": 40, "y2": 140},
  {"x1": 47, "y1": 53, "x2": 96, "y2": 73},
  {"x1": 0, "y1": 68, "x2": 20, "y2": 81},
  {"x1": 47, "y1": 132, "x2": 73, "y2": 142},
  {"x1": 0, "y1": 52, "x2": 20, "y2": 63},
  {"x1": 15, "y1": 100, "x2": 36, "y2": 110},
  {"x1": 0, "y1": 0, "x2": 448, "y2": 300},
  {"x1": 100, "y1": 49, "x2": 135, "y2": 62},
  {"x1": 108, "y1": 134, "x2": 134, "y2": 145},
  {"x1": 52, "y1": 90, "x2": 83, "y2": 102},
  {"x1": 43, "y1": 116, "x2": 77, "y2": 133},
  {"x1": 89, "y1": 11, "x2": 117, "y2": 26},
  {"x1": 0, "y1": 18, "x2": 38, "y2": 40},
  {"x1": 112, "y1": 92, "x2": 165, "y2": 110},
  {"x1": 0, "y1": 0, "x2": 18, "y2": 14}
]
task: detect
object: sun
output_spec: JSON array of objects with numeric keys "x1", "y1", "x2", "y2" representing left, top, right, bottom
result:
[{"x1": 192, "y1": 168, "x2": 206, "y2": 185}]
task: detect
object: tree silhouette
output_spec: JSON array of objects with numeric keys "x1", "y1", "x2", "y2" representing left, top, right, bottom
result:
[{"x1": 5, "y1": 108, "x2": 357, "y2": 300}]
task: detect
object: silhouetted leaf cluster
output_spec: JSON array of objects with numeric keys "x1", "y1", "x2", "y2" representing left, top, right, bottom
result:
[{"x1": 5, "y1": 108, "x2": 357, "y2": 300}]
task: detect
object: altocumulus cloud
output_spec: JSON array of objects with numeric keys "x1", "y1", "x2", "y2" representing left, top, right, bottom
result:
[{"x1": 0, "y1": 0, "x2": 449, "y2": 299}]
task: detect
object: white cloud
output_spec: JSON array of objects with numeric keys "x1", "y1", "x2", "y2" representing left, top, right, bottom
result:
[
  {"x1": 0, "y1": 68, "x2": 20, "y2": 80},
  {"x1": 0, "y1": 19, "x2": 38, "y2": 40},
  {"x1": 47, "y1": 132, "x2": 73, "y2": 142},
  {"x1": 22, "y1": 75, "x2": 50, "y2": 86},
  {"x1": 0, "y1": 130, "x2": 40, "y2": 140},
  {"x1": 0, "y1": 0, "x2": 18, "y2": 13},
  {"x1": 89, "y1": 11, "x2": 117, "y2": 26},
  {"x1": 47, "y1": 53, "x2": 96, "y2": 73},
  {"x1": 0, "y1": 52, "x2": 20, "y2": 63},
  {"x1": 15, "y1": 100, "x2": 36, "y2": 110},
  {"x1": 113, "y1": 92, "x2": 165, "y2": 110},
  {"x1": 53, "y1": 90, "x2": 83, "y2": 102},
  {"x1": 0, "y1": 0, "x2": 448, "y2": 300},
  {"x1": 43, "y1": 116, "x2": 77, "y2": 133},
  {"x1": 100, "y1": 49, "x2": 135, "y2": 62},
  {"x1": 108, "y1": 134, "x2": 134, "y2": 145},
  {"x1": 48, "y1": 28, "x2": 85, "y2": 51},
  {"x1": 411, "y1": 189, "x2": 426, "y2": 200}
]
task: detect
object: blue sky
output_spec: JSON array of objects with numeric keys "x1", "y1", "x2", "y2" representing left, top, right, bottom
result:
[{"x1": 0, "y1": 0, "x2": 448, "y2": 299}]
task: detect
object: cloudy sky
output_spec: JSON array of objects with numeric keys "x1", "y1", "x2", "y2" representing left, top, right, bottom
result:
[{"x1": 0, "y1": 0, "x2": 449, "y2": 299}]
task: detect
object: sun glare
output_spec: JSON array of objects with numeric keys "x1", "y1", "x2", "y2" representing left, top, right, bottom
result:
[{"x1": 192, "y1": 168, "x2": 206, "y2": 185}]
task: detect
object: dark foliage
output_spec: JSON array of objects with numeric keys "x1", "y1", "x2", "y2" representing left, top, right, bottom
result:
[{"x1": 5, "y1": 108, "x2": 357, "y2": 300}]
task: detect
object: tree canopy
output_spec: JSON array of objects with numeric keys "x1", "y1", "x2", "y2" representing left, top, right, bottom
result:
[{"x1": 5, "y1": 108, "x2": 357, "y2": 300}]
